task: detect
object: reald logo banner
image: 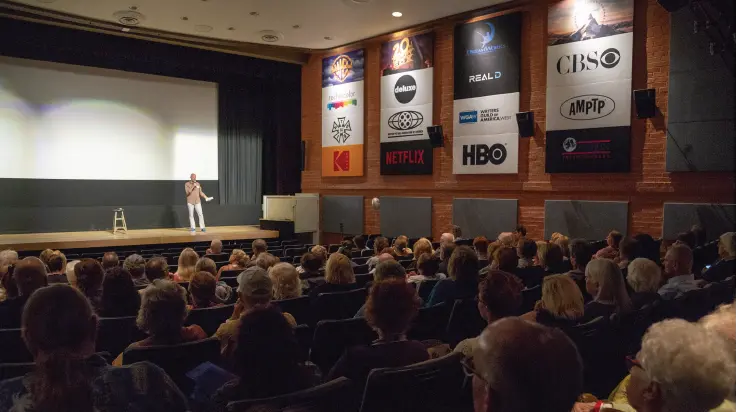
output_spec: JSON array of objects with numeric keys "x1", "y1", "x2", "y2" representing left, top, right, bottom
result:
[
  {"x1": 380, "y1": 32, "x2": 434, "y2": 175},
  {"x1": 322, "y1": 49, "x2": 365, "y2": 176},
  {"x1": 453, "y1": 13, "x2": 521, "y2": 175},
  {"x1": 545, "y1": 0, "x2": 634, "y2": 173}
]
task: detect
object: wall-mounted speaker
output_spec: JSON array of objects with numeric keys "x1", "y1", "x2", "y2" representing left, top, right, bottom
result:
[
  {"x1": 656, "y1": 0, "x2": 688, "y2": 12},
  {"x1": 427, "y1": 125, "x2": 444, "y2": 147},
  {"x1": 633, "y1": 89, "x2": 657, "y2": 119},
  {"x1": 300, "y1": 141, "x2": 306, "y2": 171},
  {"x1": 515, "y1": 112, "x2": 535, "y2": 138}
]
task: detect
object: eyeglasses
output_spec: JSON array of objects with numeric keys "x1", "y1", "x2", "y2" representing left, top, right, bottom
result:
[{"x1": 461, "y1": 357, "x2": 487, "y2": 384}]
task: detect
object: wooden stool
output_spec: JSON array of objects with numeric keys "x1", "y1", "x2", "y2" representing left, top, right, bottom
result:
[{"x1": 113, "y1": 208, "x2": 128, "y2": 234}]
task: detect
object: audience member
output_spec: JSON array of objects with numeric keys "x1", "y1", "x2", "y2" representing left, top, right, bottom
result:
[
  {"x1": 473, "y1": 236, "x2": 490, "y2": 261},
  {"x1": 426, "y1": 246, "x2": 479, "y2": 307},
  {"x1": 195, "y1": 257, "x2": 217, "y2": 277},
  {"x1": 582, "y1": 259, "x2": 632, "y2": 323},
  {"x1": 217, "y1": 249, "x2": 249, "y2": 279},
  {"x1": 618, "y1": 237, "x2": 638, "y2": 272},
  {"x1": 215, "y1": 267, "x2": 296, "y2": 362},
  {"x1": 309, "y1": 253, "x2": 358, "y2": 302},
  {"x1": 188, "y1": 271, "x2": 221, "y2": 309},
  {"x1": 702, "y1": 232, "x2": 736, "y2": 282},
  {"x1": 114, "y1": 279, "x2": 207, "y2": 365},
  {"x1": 452, "y1": 225, "x2": 465, "y2": 242},
  {"x1": 496, "y1": 247, "x2": 518, "y2": 273},
  {"x1": 355, "y1": 259, "x2": 407, "y2": 317},
  {"x1": 310, "y1": 245, "x2": 328, "y2": 265},
  {"x1": 298, "y1": 252, "x2": 323, "y2": 279},
  {"x1": 486, "y1": 241, "x2": 501, "y2": 270},
  {"x1": 337, "y1": 245, "x2": 359, "y2": 267},
  {"x1": 454, "y1": 270, "x2": 523, "y2": 358},
  {"x1": 100, "y1": 266, "x2": 141, "y2": 318},
  {"x1": 535, "y1": 241, "x2": 549, "y2": 268},
  {"x1": 515, "y1": 224, "x2": 527, "y2": 244},
  {"x1": 515, "y1": 240, "x2": 546, "y2": 288},
  {"x1": 145, "y1": 256, "x2": 170, "y2": 283},
  {"x1": 353, "y1": 235, "x2": 369, "y2": 251},
  {"x1": 521, "y1": 274, "x2": 584, "y2": 331},
  {"x1": 568, "y1": 239, "x2": 593, "y2": 302},
  {"x1": 253, "y1": 252, "x2": 279, "y2": 271},
  {"x1": 633, "y1": 233, "x2": 660, "y2": 263},
  {"x1": 38, "y1": 248, "x2": 54, "y2": 267},
  {"x1": 0, "y1": 249, "x2": 20, "y2": 302},
  {"x1": 407, "y1": 253, "x2": 445, "y2": 284},
  {"x1": 251, "y1": 239, "x2": 267, "y2": 259},
  {"x1": 595, "y1": 230, "x2": 623, "y2": 260},
  {"x1": 556, "y1": 235, "x2": 571, "y2": 261},
  {"x1": 438, "y1": 242, "x2": 457, "y2": 275},
  {"x1": 498, "y1": 232, "x2": 515, "y2": 247},
  {"x1": 270, "y1": 262, "x2": 302, "y2": 300},
  {"x1": 392, "y1": 236, "x2": 413, "y2": 257},
  {"x1": 328, "y1": 279, "x2": 427, "y2": 385},
  {"x1": 659, "y1": 244, "x2": 699, "y2": 300},
  {"x1": 367, "y1": 236, "x2": 390, "y2": 269},
  {"x1": 0, "y1": 284, "x2": 188, "y2": 412},
  {"x1": 74, "y1": 258, "x2": 105, "y2": 313},
  {"x1": 46, "y1": 250, "x2": 68, "y2": 284},
  {"x1": 546, "y1": 242, "x2": 569, "y2": 274},
  {"x1": 407, "y1": 237, "x2": 433, "y2": 272},
  {"x1": 207, "y1": 239, "x2": 223, "y2": 255},
  {"x1": 65, "y1": 259, "x2": 80, "y2": 287},
  {"x1": 211, "y1": 307, "x2": 315, "y2": 411},
  {"x1": 675, "y1": 231, "x2": 697, "y2": 250},
  {"x1": 101, "y1": 251, "x2": 119, "y2": 270},
  {"x1": 470, "y1": 317, "x2": 582, "y2": 412},
  {"x1": 626, "y1": 258, "x2": 662, "y2": 310},
  {"x1": 368, "y1": 251, "x2": 398, "y2": 275},
  {"x1": 0, "y1": 257, "x2": 48, "y2": 328},
  {"x1": 123, "y1": 253, "x2": 148, "y2": 287},
  {"x1": 174, "y1": 248, "x2": 198, "y2": 282}
]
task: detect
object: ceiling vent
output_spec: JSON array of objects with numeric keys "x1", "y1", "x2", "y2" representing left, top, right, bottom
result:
[
  {"x1": 113, "y1": 10, "x2": 145, "y2": 26},
  {"x1": 259, "y1": 30, "x2": 283, "y2": 42}
]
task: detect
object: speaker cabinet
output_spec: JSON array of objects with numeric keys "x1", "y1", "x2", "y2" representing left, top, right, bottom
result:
[
  {"x1": 427, "y1": 125, "x2": 444, "y2": 147},
  {"x1": 515, "y1": 112, "x2": 535, "y2": 138},
  {"x1": 633, "y1": 89, "x2": 657, "y2": 119}
]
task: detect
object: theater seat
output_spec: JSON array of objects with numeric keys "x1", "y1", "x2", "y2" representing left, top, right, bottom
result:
[
  {"x1": 0, "y1": 362, "x2": 35, "y2": 381},
  {"x1": 273, "y1": 296, "x2": 312, "y2": 325},
  {"x1": 358, "y1": 352, "x2": 465, "y2": 412},
  {"x1": 219, "y1": 269, "x2": 243, "y2": 279},
  {"x1": 314, "y1": 288, "x2": 368, "y2": 322},
  {"x1": 310, "y1": 317, "x2": 377, "y2": 375},
  {"x1": 361, "y1": 250, "x2": 373, "y2": 257},
  {"x1": 445, "y1": 299, "x2": 486, "y2": 348},
  {"x1": 567, "y1": 317, "x2": 625, "y2": 399},
  {"x1": 185, "y1": 304, "x2": 235, "y2": 336},
  {"x1": 354, "y1": 264, "x2": 369, "y2": 274},
  {"x1": 355, "y1": 274, "x2": 372, "y2": 289},
  {"x1": 226, "y1": 377, "x2": 354, "y2": 412},
  {"x1": 417, "y1": 280, "x2": 438, "y2": 301},
  {"x1": 519, "y1": 285, "x2": 542, "y2": 314},
  {"x1": 408, "y1": 303, "x2": 449, "y2": 342},
  {"x1": 95, "y1": 316, "x2": 148, "y2": 359},
  {"x1": 0, "y1": 328, "x2": 32, "y2": 363}
]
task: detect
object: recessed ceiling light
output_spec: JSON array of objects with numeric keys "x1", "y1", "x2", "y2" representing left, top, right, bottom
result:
[
  {"x1": 227, "y1": 27, "x2": 235, "y2": 30},
  {"x1": 194, "y1": 25, "x2": 213, "y2": 33},
  {"x1": 181, "y1": 16, "x2": 188, "y2": 21},
  {"x1": 292, "y1": 24, "x2": 300, "y2": 29},
  {"x1": 249, "y1": 11, "x2": 259, "y2": 16},
  {"x1": 129, "y1": 6, "x2": 138, "y2": 10},
  {"x1": 324, "y1": 36, "x2": 333, "y2": 40},
  {"x1": 392, "y1": 11, "x2": 403, "y2": 17},
  {"x1": 113, "y1": 10, "x2": 145, "y2": 26},
  {"x1": 258, "y1": 30, "x2": 282, "y2": 42}
]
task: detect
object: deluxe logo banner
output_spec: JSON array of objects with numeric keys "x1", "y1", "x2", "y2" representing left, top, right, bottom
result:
[
  {"x1": 453, "y1": 13, "x2": 521, "y2": 175},
  {"x1": 322, "y1": 49, "x2": 365, "y2": 176},
  {"x1": 545, "y1": 0, "x2": 634, "y2": 173},
  {"x1": 380, "y1": 32, "x2": 434, "y2": 175}
]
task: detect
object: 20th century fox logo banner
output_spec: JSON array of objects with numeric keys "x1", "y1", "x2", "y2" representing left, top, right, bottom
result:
[
  {"x1": 453, "y1": 12, "x2": 521, "y2": 175},
  {"x1": 321, "y1": 49, "x2": 365, "y2": 177}
]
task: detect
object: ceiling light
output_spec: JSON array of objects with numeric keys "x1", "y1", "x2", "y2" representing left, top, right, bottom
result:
[
  {"x1": 258, "y1": 30, "x2": 282, "y2": 42},
  {"x1": 181, "y1": 16, "x2": 189, "y2": 21},
  {"x1": 227, "y1": 27, "x2": 235, "y2": 30},
  {"x1": 292, "y1": 24, "x2": 301, "y2": 29},
  {"x1": 113, "y1": 10, "x2": 145, "y2": 26},
  {"x1": 249, "y1": 11, "x2": 259, "y2": 16},
  {"x1": 392, "y1": 11, "x2": 403, "y2": 17},
  {"x1": 324, "y1": 36, "x2": 333, "y2": 40},
  {"x1": 194, "y1": 25, "x2": 213, "y2": 33}
]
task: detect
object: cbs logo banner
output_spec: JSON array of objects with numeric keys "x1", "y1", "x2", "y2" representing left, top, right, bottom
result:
[{"x1": 452, "y1": 134, "x2": 519, "y2": 175}]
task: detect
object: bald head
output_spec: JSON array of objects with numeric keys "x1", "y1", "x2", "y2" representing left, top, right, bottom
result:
[
  {"x1": 14, "y1": 257, "x2": 48, "y2": 297},
  {"x1": 473, "y1": 318, "x2": 582, "y2": 412},
  {"x1": 209, "y1": 239, "x2": 223, "y2": 254},
  {"x1": 440, "y1": 233, "x2": 455, "y2": 244},
  {"x1": 664, "y1": 243, "x2": 693, "y2": 278},
  {"x1": 378, "y1": 253, "x2": 395, "y2": 264}
]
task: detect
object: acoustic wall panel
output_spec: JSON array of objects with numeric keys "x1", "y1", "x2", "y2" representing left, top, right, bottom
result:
[
  {"x1": 453, "y1": 198, "x2": 517, "y2": 240},
  {"x1": 321, "y1": 195, "x2": 364, "y2": 235},
  {"x1": 544, "y1": 200, "x2": 628, "y2": 240},
  {"x1": 662, "y1": 203, "x2": 735, "y2": 241},
  {"x1": 379, "y1": 197, "x2": 432, "y2": 239}
]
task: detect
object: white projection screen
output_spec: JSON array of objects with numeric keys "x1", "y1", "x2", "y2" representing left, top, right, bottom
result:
[{"x1": 0, "y1": 56, "x2": 218, "y2": 180}]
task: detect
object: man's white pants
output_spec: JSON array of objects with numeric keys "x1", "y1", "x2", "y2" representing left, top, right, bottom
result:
[{"x1": 187, "y1": 203, "x2": 205, "y2": 229}]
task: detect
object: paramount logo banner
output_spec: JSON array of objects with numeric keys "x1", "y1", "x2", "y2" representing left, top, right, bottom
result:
[
  {"x1": 453, "y1": 13, "x2": 521, "y2": 175},
  {"x1": 321, "y1": 49, "x2": 365, "y2": 177},
  {"x1": 545, "y1": 0, "x2": 634, "y2": 173},
  {"x1": 380, "y1": 32, "x2": 435, "y2": 175}
]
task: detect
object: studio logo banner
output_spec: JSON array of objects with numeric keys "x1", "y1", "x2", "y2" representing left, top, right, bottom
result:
[
  {"x1": 545, "y1": 0, "x2": 634, "y2": 173},
  {"x1": 380, "y1": 32, "x2": 434, "y2": 175},
  {"x1": 322, "y1": 49, "x2": 365, "y2": 176},
  {"x1": 453, "y1": 13, "x2": 521, "y2": 175}
]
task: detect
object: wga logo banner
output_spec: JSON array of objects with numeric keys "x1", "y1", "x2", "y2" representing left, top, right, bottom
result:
[{"x1": 467, "y1": 21, "x2": 507, "y2": 55}]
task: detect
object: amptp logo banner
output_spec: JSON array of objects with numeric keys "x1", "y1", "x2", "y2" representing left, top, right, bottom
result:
[{"x1": 322, "y1": 49, "x2": 365, "y2": 177}]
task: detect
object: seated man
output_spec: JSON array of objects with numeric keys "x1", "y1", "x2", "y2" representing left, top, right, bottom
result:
[
  {"x1": 124, "y1": 254, "x2": 149, "y2": 287},
  {"x1": 206, "y1": 239, "x2": 223, "y2": 256},
  {"x1": 101, "y1": 252, "x2": 119, "y2": 270},
  {"x1": 514, "y1": 240, "x2": 546, "y2": 288},
  {"x1": 46, "y1": 251, "x2": 69, "y2": 284},
  {"x1": 144, "y1": 257, "x2": 170, "y2": 284},
  {"x1": 659, "y1": 244, "x2": 699, "y2": 300}
]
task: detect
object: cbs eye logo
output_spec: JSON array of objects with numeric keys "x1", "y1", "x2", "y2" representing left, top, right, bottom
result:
[{"x1": 556, "y1": 48, "x2": 620, "y2": 74}]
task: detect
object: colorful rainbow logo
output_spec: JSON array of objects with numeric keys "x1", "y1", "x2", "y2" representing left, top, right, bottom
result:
[{"x1": 327, "y1": 99, "x2": 358, "y2": 110}]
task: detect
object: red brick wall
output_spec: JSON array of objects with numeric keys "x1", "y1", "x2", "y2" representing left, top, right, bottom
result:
[{"x1": 301, "y1": 0, "x2": 735, "y2": 241}]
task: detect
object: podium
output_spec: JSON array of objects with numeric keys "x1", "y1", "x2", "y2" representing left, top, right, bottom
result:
[{"x1": 260, "y1": 194, "x2": 319, "y2": 243}]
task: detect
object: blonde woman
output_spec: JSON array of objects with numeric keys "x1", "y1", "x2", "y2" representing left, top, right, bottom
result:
[
  {"x1": 217, "y1": 249, "x2": 249, "y2": 280},
  {"x1": 521, "y1": 274, "x2": 584, "y2": 330},
  {"x1": 627, "y1": 258, "x2": 663, "y2": 310},
  {"x1": 582, "y1": 258, "x2": 632, "y2": 322},
  {"x1": 535, "y1": 241, "x2": 549, "y2": 268},
  {"x1": 407, "y1": 238, "x2": 433, "y2": 272},
  {"x1": 486, "y1": 241, "x2": 501, "y2": 270},
  {"x1": 174, "y1": 248, "x2": 198, "y2": 282},
  {"x1": 308, "y1": 253, "x2": 357, "y2": 302},
  {"x1": 269, "y1": 263, "x2": 302, "y2": 301}
]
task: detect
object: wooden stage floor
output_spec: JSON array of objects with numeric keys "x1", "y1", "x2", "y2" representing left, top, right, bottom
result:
[{"x1": 0, "y1": 225, "x2": 279, "y2": 252}]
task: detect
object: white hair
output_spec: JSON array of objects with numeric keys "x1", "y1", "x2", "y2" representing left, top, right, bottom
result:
[
  {"x1": 640, "y1": 319, "x2": 735, "y2": 412},
  {"x1": 0, "y1": 249, "x2": 18, "y2": 267},
  {"x1": 720, "y1": 232, "x2": 735, "y2": 258},
  {"x1": 626, "y1": 258, "x2": 662, "y2": 293}
]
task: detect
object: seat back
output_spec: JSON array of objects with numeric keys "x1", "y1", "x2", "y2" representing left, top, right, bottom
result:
[
  {"x1": 361, "y1": 249, "x2": 374, "y2": 257},
  {"x1": 219, "y1": 269, "x2": 243, "y2": 279},
  {"x1": 355, "y1": 274, "x2": 373, "y2": 288},
  {"x1": 358, "y1": 353, "x2": 465, "y2": 412},
  {"x1": 185, "y1": 304, "x2": 236, "y2": 336},
  {"x1": 294, "y1": 324, "x2": 313, "y2": 360},
  {"x1": 611, "y1": 304, "x2": 657, "y2": 356},
  {"x1": 310, "y1": 317, "x2": 377, "y2": 374},
  {"x1": 567, "y1": 317, "x2": 625, "y2": 398},
  {"x1": 408, "y1": 303, "x2": 449, "y2": 341},
  {"x1": 273, "y1": 296, "x2": 312, "y2": 325},
  {"x1": 314, "y1": 288, "x2": 368, "y2": 322},
  {"x1": 354, "y1": 264, "x2": 369, "y2": 275},
  {"x1": 417, "y1": 280, "x2": 438, "y2": 301},
  {"x1": 519, "y1": 285, "x2": 542, "y2": 314},
  {"x1": 353, "y1": 257, "x2": 369, "y2": 266},
  {"x1": 0, "y1": 328, "x2": 32, "y2": 363},
  {"x1": 0, "y1": 362, "x2": 35, "y2": 381},
  {"x1": 226, "y1": 377, "x2": 354, "y2": 412},
  {"x1": 95, "y1": 316, "x2": 147, "y2": 358},
  {"x1": 122, "y1": 337, "x2": 221, "y2": 394},
  {"x1": 445, "y1": 299, "x2": 486, "y2": 347},
  {"x1": 205, "y1": 253, "x2": 229, "y2": 262}
]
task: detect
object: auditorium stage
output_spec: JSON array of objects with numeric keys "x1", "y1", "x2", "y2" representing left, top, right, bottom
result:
[{"x1": 0, "y1": 226, "x2": 279, "y2": 252}]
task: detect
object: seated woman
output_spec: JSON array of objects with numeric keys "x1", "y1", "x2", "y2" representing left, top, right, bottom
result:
[
  {"x1": 473, "y1": 236, "x2": 490, "y2": 261},
  {"x1": 702, "y1": 232, "x2": 736, "y2": 282},
  {"x1": 210, "y1": 307, "x2": 317, "y2": 411},
  {"x1": 327, "y1": 279, "x2": 428, "y2": 385},
  {"x1": 406, "y1": 237, "x2": 433, "y2": 272},
  {"x1": 269, "y1": 262, "x2": 303, "y2": 301},
  {"x1": 521, "y1": 274, "x2": 584, "y2": 332},
  {"x1": 626, "y1": 258, "x2": 662, "y2": 310},
  {"x1": 100, "y1": 266, "x2": 141, "y2": 317},
  {"x1": 216, "y1": 249, "x2": 249, "y2": 280},
  {"x1": 308, "y1": 253, "x2": 358, "y2": 302},
  {"x1": 173, "y1": 248, "x2": 198, "y2": 282},
  {"x1": 113, "y1": 279, "x2": 207, "y2": 365},
  {"x1": 367, "y1": 237, "x2": 390, "y2": 270},
  {"x1": 407, "y1": 253, "x2": 446, "y2": 284},
  {"x1": 0, "y1": 284, "x2": 188, "y2": 411},
  {"x1": 189, "y1": 271, "x2": 222, "y2": 309},
  {"x1": 426, "y1": 246, "x2": 479, "y2": 307},
  {"x1": 544, "y1": 244, "x2": 569, "y2": 274},
  {"x1": 582, "y1": 259, "x2": 632, "y2": 323},
  {"x1": 297, "y1": 252, "x2": 323, "y2": 279},
  {"x1": 74, "y1": 258, "x2": 105, "y2": 313},
  {"x1": 392, "y1": 235, "x2": 414, "y2": 258}
]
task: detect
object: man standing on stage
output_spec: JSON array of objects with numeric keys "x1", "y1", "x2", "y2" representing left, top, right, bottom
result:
[{"x1": 185, "y1": 173, "x2": 213, "y2": 232}]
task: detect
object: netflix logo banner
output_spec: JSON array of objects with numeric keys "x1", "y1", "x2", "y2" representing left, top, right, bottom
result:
[{"x1": 380, "y1": 140, "x2": 434, "y2": 175}]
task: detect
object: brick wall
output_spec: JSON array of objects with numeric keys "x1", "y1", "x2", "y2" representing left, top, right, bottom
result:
[{"x1": 301, "y1": 0, "x2": 735, "y2": 241}]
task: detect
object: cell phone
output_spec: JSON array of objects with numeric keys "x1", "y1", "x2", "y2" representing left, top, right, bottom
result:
[{"x1": 705, "y1": 265, "x2": 712, "y2": 270}]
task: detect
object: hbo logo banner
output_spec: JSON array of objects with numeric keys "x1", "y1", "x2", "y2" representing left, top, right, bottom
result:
[{"x1": 453, "y1": 133, "x2": 519, "y2": 175}]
